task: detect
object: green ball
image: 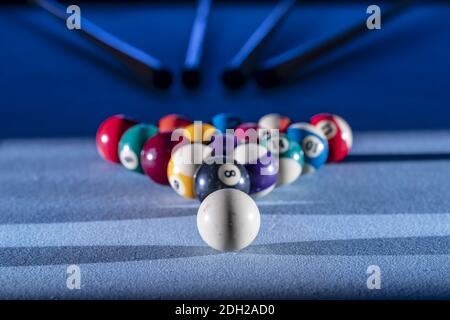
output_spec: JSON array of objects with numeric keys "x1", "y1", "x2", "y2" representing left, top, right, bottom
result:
[
  {"x1": 118, "y1": 123, "x2": 158, "y2": 173},
  {"x1": 261, "y1": 133, "x2": 304, "y2": 186},
  {"x1": 279, "y1": 136, "x2": 304, "y2": 164}
]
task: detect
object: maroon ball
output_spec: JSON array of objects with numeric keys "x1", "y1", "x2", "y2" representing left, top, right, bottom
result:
[
  {"x1": 140, "y1": 132, "x2": 183, "y2": 185},
  {"x1": 235, "y1": 122, "x2": 259, "y2": 143}
]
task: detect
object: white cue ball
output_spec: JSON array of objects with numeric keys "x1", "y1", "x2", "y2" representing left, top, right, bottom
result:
[{"x1": 197, "y1": 189, "x2": 261, "y2": 252}]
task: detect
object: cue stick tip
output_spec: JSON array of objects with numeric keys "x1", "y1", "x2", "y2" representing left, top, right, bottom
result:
[
  {"x1": 182, "y1": 69, "x2": 201, "y2": 89},
  {"x1": 152, "y1": 69, "x2": 173, "y2": 90},
  {"x1": 221, "y1": 68, "x2": 248, "y2": 90}
]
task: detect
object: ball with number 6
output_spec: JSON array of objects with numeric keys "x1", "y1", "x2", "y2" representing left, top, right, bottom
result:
[
  {"x1": 310, "y1": 113, "x2": 353, "y2": 162},
  {"x1": 118, "y1": 123, "x2": 158, "y2": 173},
  {"x1": 194, "y1": 157, "x2": 250, "y2": 202},
  {"x1": 287, "y1": 123, "x2": 328, "y2": 173}
]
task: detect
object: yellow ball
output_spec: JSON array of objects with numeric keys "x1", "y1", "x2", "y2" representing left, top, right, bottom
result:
[
  {"x1": 167, "y1": 162, "x2": 196, "y2": 199},
  {"x1": 167, "y1": 143, "x2": 213, "y2": 199},
  {"x1": 183, "y1": 122, "x2": 218, "y2": 144}
]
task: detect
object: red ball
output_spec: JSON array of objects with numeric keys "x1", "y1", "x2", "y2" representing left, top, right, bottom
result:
[
  {"x1": 235, "y1": 122, "x2": 259, "y2": 143},
  {"x1": 140, "y1": 132, "x2": 184, "y2": 185},
  {"x1": 310, "y1": 113, "x2": 353, "y2": 162},
  {"x1": 158, "y1": 114, "x2": 192, "y2": 133},
  {"x1": 96, "y1": 115, "x2": 138, "y2": 163}
]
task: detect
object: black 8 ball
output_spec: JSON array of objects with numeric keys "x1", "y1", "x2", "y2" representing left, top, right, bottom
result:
[{"x1": 194, "y1": 157, "x2": 250, "y2": 202}]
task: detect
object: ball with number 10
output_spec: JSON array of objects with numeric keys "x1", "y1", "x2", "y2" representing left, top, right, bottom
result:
[{"x1": 287, "y1": 123, "x2": 328, "y2": 173}]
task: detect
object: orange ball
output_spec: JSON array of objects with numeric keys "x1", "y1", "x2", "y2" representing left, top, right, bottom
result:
[{"x1": 158, "y1": 114, "x2": 192, "y2": 133}]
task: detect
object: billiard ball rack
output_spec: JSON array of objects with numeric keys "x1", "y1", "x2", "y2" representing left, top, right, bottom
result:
[{"x1": 96, "y1": 113, "x2": 353, "y2": 251}]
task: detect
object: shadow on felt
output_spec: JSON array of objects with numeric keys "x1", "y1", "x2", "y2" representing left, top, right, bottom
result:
[
  {"x1": 344, "y1": 153, "x2": 450, "y2": 163},
  {"x1": 0, "y1": 245, "x2": 218, "y2": 267},
  {"x1": 2, "y1": 236, "x2": 450, "y2": 267},
  {"x1": 246, "y1": 236, "x2": 450, "y2": 256}
]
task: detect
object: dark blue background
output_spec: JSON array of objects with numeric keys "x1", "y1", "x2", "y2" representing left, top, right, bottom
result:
[{"x1": 1, "y1": 1, "x2": 449, "y2": 138}]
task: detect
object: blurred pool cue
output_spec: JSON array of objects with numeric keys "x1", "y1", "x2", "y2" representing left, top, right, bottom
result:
[
  {"x1": 182, "y1": 0, "x2": 212, "y2": 89},
  {"x1": 222, "y1": 0, "x2": 296, "y2": 89},
  {"x1": 253, "y1": 0, "x2": 414, "y2": 88},
  {"x1": 29, "y1": 0, "x2": 173, "y2": 89}
]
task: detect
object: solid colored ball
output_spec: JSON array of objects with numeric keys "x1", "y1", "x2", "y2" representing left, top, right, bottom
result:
[
  {"x1": 158, "y1": 114, "x2": 192, "y2": 133},
  {"x1": 258, "y1": 113, "x2": 291, "y2": 133},
  {"x1": 197, "y1": 189, "x2": 260, "y2": 251},
  {"x1": 96, "y1": 114, "x2": 138, "y2": 163},
  {"x1": 141, "y1": 132, "x2": 183, "y2": 185},
  {"x1": 194, "y1": 157, "x2": 250, "y2": 202},
  {"x1": 287, "y1": 122, "x2": 329, "y2": 173},
  {"x1": 234, "y1": 143, "x2": 278, "y2": 198},
  {"x1": 167, "y1": 143, "x2": 213, "y2": 199},
  {"x1": 211, "y1": 113, "x2": 242, "y2": 134},
  {"x1": 310, "y1": 113, "x2": 353, "y2": 162},
  {"x1": 261, "y1": 133, "x2": 304, "y2": 186},
  {"x1": 118, "y1": 123, "x2": 158, "y2": 173},
  {"x1": 183, "y1": 122, "x2": 218, "y2": 144},
  {"x1": 234, "y1": 122, "x2": 259, "y2": 144}
]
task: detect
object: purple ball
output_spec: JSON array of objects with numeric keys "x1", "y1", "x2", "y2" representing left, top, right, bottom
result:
[{"x1": 234, "y1": 143, "x2": 278, "y2": 198}]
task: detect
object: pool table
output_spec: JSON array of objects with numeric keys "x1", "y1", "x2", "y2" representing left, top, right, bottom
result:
[{"x1": 1, "y1": 0, "x2": 450, "y2": 300}]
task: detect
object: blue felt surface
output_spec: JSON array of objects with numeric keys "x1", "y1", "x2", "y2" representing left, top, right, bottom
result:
[
  {"x1": 1, "y1": 131, "x2": 450, "y2": 299},
  {"x1": 0, "y1": 2, "x2": 450, "y2": 138}
]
